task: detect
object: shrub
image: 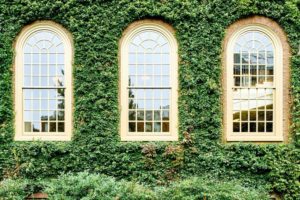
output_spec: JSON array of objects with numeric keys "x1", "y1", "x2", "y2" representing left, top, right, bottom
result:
[
  {"x1": 0, "y1": 179, "x2": 30, "y2": 200},
  {"x1": 45, "y1": 172, "x2": 155, "y2": 200},
  {"x1": 157, "y1": 177, "x2": 269, "y2": 200},
  {"x1": 0, "y1": 172, "x2": 270, "y2": 200}
]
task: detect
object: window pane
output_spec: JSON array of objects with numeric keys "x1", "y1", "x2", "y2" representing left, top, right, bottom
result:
[
  {"x1": 58, "y1": 122, "x2": 65, "y2": 132},
  {"x1": 146, "y1": 122, "x2": 152, "y2": 132},
  {"x1": 50, "y1": 122, "x2": 56, "y2": 132},
  {"x1": 22, "y1": 30, "x2": 66, "y2": 134},
  {"x1": 232, "y1": 31, "x2": 275, "y2": 134},
  {"x1": 24, "y1": 122, "x2": 31, "y2": 132},
  {"x1": 137, "y1": 122, "x2": 144, "y2": 132},
  {"x1": 42, "y1": 122, "x2": 48, "y2": 132},
  {"x1": 127, "y1": 30, "x2": 172, "y2": 135}
]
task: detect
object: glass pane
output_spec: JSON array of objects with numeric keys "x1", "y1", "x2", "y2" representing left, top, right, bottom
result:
[
  {"x1": 129, "y1": 122, "x2": 136, "y2": 132},
  {"x1": 137, "y1": 122, "x2": 144, "y2": 132},
  {"x1": 266, "y1": 123, "x2": 273, "y2": 132},
  {"x1": 162, "y1": 122, "x2": 169, "y2": 132},
  {"x1": 250, "y1": 65, "x2": 257, "y2": 75},
  {"x1": 250, "y1": 122, "x2": 256, "y2": 132},
  {"x1": 32, "y1": 54, "x2": 39, "y2": 64},
  {"x1": 154, "y1": 122, "x2": 161, "y2": 132},
  {"x1": 49, "y1": 65, "x2": 56, "y2": 76},
  {"x1": 128, "y1": 99, "x2": 136, "y2": 109},
  {"x1": 49, "y1": 111, "x2": 57, "y2": 121},
  {"x1": 266, "y1": 66, "x2": 273, "y2": 75},
  {"x1": 24, "y1": 100, "x2": 31, "y2": 110},
  {"x1": 50, "y1": 122, "x2": 56, "y2": 132},
  {"x1": 162, "y1": 110, "x2": 169, "y2": 121},
  {"x1": 129, "y1": 65, "x2": 135, "y2": 75},
  {"x1": 58, "y1": 111, "x2": 64, "y2": 120},
  {"x1": 24, "y1": 54, "x2": 31, "y2": 63},
  {"x1": 234, "y1": 76, "x2": 240, "y2": 86},
  {"x1": 24, "y1": 122, "x2": 31, "y2": 132},
  {"x1": 24, "y1": 77, "x2": 31, "y2": 86},
  {"x1": 146, "y1": 122, "x2": 152, "y2": 132},
  {"x1": 242, "y1": 52, "x2": 249, "y2": 63},
  {"x1": 32, "y1": 111, "x2": 40, "y2": 121},
  {"x1": 129, "y1": 111, "x2": 136, "y2": 121},
  {"x1": 258, "y1": 122, "x2": 265, "y2": 132},
  {"x1": 250, "y1": 111, "x2": 256, "y2": 121},
  {"x1": 137, "y1": 111, "x2": 144, "y2": 121},
  {"x1": 241, "y1": 111, "x2": 248, "y2": 121},
  {"x1": 24, "y1": 65, "x2": 31, "y2": 75},
  {"x1": 234, "y1": 53, "x2": 240, "y2": 63},
  {"x1": 266, "y1": 111, "x2": 273, "y2": 121},
  {"x1": 24, "y1": 111, "x2": 32, "y2": 121},
  {"x1": 250, "y1": 53, "x2": 257, "y2": 64},
  {"x1": 41, "y1": 111, "x2": 48, "y2": 120},
  {"x1": 49, "y1": 100, "x2": 56, "y2": 110},
  {"x1": 42, "y1": 122, "x2": 48, "y2": 132},
  {"x1": 258, "y1": 111, "x2": 265, "y2": 121},
  {"x1": 33, "y1": 122, "x2": 40, "y2": 132},
  {"x1": 234, "y1": 65, "x2": 240, "y2": 75},
  {"x1": 49, "y1": 89, "x2": 56, "y2": 98},
  {"x1": 58, "y1": 122, "x2": 64, "y2": 132},
  {"x1": 161, "y1": 100, "x2": 169, "y2": 109},
  {"x1": 258, "y1": 51, "x2": 265, "y2": 64},
  {"x1": 154, "y1": 111, "x2": 161, "y2": 120},
  {"x1": 233, "y1": 122, "x2": 240, "y2": 132},
  {"x1": 258, "y1": 66, "x2": 265, "y2": 75},
  {"x1": 40, "y1": 100, "x2": 48, "y2": 110},
  {"x1": 161, "y1": 89, "x2": 170, "y2": 99},
  {"x1": 24, "y1": 90, "x2": 32, "y2": 99},
  {"x1": 146, "y1": 111, "x2": 153, "y2": 121},
  {"x1": 161, "y1": 76, "x2": 169, "y2": 86},
  {"x1": 41, "y1": 77, "x2": 48, "y2": 86},
  {"x1": 57, "y1": 99, "x2": 64, "y2": 109},
  {"x1": 250, "y1": 76, "x2": 257, "y2": 86},
  {"x1": 267, "y1": 52, "x2": 273, "y2": 64},
  {"x1": 144, "y1": 100, "x2": 152, "y2": 109},
  {"x1": 241, "y1": 122, "x2": 248, "y2": 132},
  {"x1": 145, "y1": 89, "x2": 153, "y2": 99},
  {"x1": 32, "y1": 100, "x2": 40, "y2": 110},
  {"x1": 233, "y1": 111, "x2": 240, "y2": 121},
  {"x1": 57, "y1": 65, "x2": 64, "y2": 76}
]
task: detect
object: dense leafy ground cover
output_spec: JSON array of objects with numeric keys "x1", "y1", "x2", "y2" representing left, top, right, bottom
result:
[
  {"x1": 0, "y1": 0, "x2": 299, "y2": 199},
  {"x1": 0, "y1": 172, "x2": 269, "y2": 200}
]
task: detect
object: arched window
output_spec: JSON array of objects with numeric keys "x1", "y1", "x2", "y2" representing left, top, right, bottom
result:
[
  {"x1": 120, "y1": 20, "x2": 178, "y2": 141},
  {"x1": 15, "y1": 21, "x2": 73, "y2": 141},
  {"x1": 224, "y1": 19, "x2": 289, "y2": 142}
]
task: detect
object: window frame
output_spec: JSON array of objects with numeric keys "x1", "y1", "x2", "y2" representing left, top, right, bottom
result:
[
  {"x1": 225, "y1": 24, "x2": 284, "y2": 142},
  {"x1": 14, "y1": 21, "x2": 73, "y2": 141},
  {"x1": 119, "y1": 20, "x2": 178, "y2": 141}
]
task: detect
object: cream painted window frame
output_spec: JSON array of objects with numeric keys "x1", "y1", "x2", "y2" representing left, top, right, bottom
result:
[
  {"x1": 226, "y1": 24, "x2": 283, "y2": 141},
  {"x1": 120, "y1": 21, "x2": 178, "y2": 141},
  {"x1": 14, "y1": 21, "x2": 73, "y2": 141}
]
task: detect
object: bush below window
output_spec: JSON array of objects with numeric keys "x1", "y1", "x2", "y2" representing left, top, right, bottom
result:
[{"x1": 0, "y1": 172, "x2": 269, "y2": 200}]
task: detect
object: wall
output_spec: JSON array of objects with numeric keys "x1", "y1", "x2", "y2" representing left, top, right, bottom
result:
[{"x1": 0, "y1": 0, "x2": 299, "y2": 199}]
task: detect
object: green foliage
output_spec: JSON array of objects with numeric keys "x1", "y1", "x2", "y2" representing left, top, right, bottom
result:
[
  {"x1": 0, "y1": 0, "x2": 299, "y2": 199},
  {"x1": 45, "y1": 172, "x2": 155, "y2": 200},
  {"x1": 158, "y1": 176, "x2": 269, "y2": 200},
  {"x1": 0, "y1": 172, "x2": 269, "y2": 200}
]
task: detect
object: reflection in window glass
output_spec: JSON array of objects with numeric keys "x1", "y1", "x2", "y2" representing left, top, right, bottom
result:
[
  {"x1": 232, "y1": 31, "x2": 274, "y2": 133},
  {"x1": 128, "y1": 30, "x2": 170, "y2": 133},
  {"x1": 23, "y1": 31, "x2": 65, "y2": 133}
]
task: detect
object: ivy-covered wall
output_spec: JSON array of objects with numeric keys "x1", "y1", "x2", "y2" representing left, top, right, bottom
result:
[{"x1": 0, "y1": 0, "x2": 299, "y2": 199}]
